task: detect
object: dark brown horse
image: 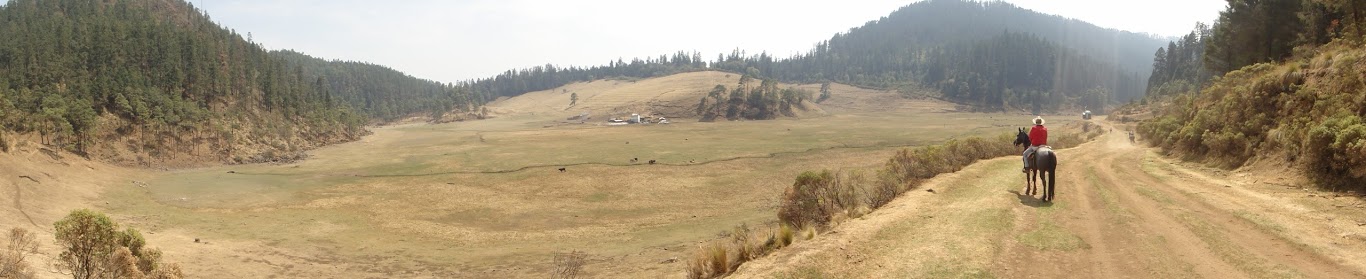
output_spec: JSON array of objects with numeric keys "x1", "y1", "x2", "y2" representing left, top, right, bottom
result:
[{"x1": 1015, "y1": 128, "x2": 1058, "y2": 202}]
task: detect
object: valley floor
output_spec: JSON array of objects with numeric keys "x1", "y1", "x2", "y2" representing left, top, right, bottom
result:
[{"x1": 732, "y1": 118, "x2": 1366, "y2": 278}]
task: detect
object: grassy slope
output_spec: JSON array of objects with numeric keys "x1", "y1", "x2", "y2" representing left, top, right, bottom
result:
[{"x1": 1138, "y1": 42, "x2": 1366, "y2": 190}]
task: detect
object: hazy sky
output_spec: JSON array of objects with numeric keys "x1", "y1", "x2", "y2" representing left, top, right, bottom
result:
[{"x1": 196, "y1": 0, "x2": 1228, "y2": 83}]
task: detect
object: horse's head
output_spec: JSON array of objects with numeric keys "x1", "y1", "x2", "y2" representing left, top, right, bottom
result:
[{"x1": 1013, "y1": 127, "x2": 1030, "y2": 147}]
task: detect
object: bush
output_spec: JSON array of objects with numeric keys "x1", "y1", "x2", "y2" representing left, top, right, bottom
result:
[
  {"x1": 53, "y1": 209, "x2": 181, "y2": 279},
  {"x1": 1304, "y1": 115, "x2": 1366, "y2": 188},
  {"x1": 864, "y1": 171, "x2": 903, "y2": 209},
  {"x1": 778, "y1": 171, "x2": 838, "y2": 229},
  {"x1": 729, "y1": 225, "x2": 753, "y2": 267},
  {"x1": 0, "y1": 228, "x2": 38, "y2": 279}
]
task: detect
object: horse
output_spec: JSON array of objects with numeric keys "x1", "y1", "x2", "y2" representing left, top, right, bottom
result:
[
  {"x1": 1030, "y1": 147, "x2": 1058, "y2": 202},
  {"x1": 1014, "y1": 128, "x2": 1058, "y2": 202},
  {"x1": 558, "y1": 167, "x2": 566, "y2": 172}
]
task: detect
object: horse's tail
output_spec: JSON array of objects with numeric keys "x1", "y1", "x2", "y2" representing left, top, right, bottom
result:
[
  {"x1": 1047, "y1": 165, "x2": 1056, "y2": 200},
  {"x1": 1046, "y1": 150, "x2": 1058, "y2": 169}
]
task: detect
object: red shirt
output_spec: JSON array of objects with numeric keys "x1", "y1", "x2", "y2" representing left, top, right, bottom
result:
[{"x1": 1029, "y1": 125, "x2": 1048, "y2": 146}]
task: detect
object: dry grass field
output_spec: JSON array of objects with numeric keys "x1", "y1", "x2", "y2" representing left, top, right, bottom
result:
[{"x1": 3, "y1": 72, "x2": 1082, "y2": 278}]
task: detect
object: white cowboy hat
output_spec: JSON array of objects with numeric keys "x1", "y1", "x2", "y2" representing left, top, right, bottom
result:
[{"x1": 1033, "y1": 116, "x2": 1045, "y2": 125}]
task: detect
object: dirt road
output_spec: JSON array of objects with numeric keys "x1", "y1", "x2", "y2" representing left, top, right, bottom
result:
[{"x1": 732, "y1": 120, "x2": 1366, "y2": 278}]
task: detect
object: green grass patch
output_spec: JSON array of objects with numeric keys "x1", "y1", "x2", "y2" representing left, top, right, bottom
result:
[
  {"x1": 1172, "y1": 211, "x2": 1304, "y2": 279},
  {"x1": 1134, "y1": 187, "x2": 1174, "y2": 204},
  {"x1": 1016, "y1": 222, "x2": 1090, "y2": 251},
  {"x1": 582, "y1": 191, "x2": 615, "y2": 202},
  {"x1": 774, "y1": 266, "x2": 838, "y2": 279},
  {"x1": 1086, "y1": 169, "x2": 1133, "y2": 222}
]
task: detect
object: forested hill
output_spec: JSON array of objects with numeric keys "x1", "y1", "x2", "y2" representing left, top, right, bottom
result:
[
  {"x1": 464, "y1": 0, "x2": 1170, "y2": 112},
  {"x1": 272, "y1": 50, "x2": 475, "y2": 121},
  {"x1": 716, "y1": 0, "x2": 1167, "y2": 111},
  {"x1": 0, "y1": 0, "x2": 475, "y2": 166}
]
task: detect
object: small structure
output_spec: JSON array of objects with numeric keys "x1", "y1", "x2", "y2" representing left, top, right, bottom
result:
[
  {"x1": 657, "y1": 117, "x2": 670, "y2": 124},
  {"x1": 1082, "y1": 110, "x2": 1093, "y2": 120},
  {"x1": 629, "y1": 114, "x2": 642, "y2": 124}
]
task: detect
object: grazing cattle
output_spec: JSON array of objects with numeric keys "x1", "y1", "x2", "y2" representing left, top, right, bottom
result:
[
  {"x1": 648, "y1": 160, "x2": 656, "y2": 165},
  {"x1": 558, "y1": 167, "x2": 566, "y2": 172},
  {"x1": 631, "y1": 158, "x2": 638, "y2": 163}
]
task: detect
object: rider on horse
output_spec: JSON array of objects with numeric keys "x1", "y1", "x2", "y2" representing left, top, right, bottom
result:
[{"x1": 1024, "y1": 116, "x2": 1047, "y2": 173}]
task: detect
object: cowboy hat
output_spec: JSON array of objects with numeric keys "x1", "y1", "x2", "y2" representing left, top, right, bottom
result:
[{"x1": 1033, "y1": 116, "x2": 1045, "y2": 125}]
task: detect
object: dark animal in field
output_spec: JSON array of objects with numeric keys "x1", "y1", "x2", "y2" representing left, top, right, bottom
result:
[
  {"x1": 558, "y1": 167, "x2": 566, "y2": 172},
  {"x1": 648, "y1": 160, "x2": 656, "y2": 165},
  {"x1": 631, "y1": 158, "x2": 638, "y2": 163}
]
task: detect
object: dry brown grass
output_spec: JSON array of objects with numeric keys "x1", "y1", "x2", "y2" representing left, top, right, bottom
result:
[
  {"x1": 685, "y1": 223, "x2": 792, "y2": 279},
  {"x1": 552, "y1": 250, "x2": 586, "y2": 279}
]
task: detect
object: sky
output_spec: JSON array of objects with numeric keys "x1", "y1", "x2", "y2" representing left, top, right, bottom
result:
[{"x1": 195, "y1": 0, "x2": 1228, "y2": 83}]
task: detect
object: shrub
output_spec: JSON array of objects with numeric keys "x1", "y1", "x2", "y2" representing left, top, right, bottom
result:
[
  {"x1": 53, "y1": 209, "x2": 181, "y2": 279},
  {"x1": 1304, "y1": 115, "x2": 1366, "y2": 188},
  {"x1": 778, "y1": 171, "x2": 837, "y2": 229},
  {"x1": 864, "y1": 171, "x2": 903, "y2": 209},
  {"x1": 0, "y1": 228, "x2": 38, "y2": 279},
  {"x1": 729, "y1": 225, "x2": 753, "y2": 267}
]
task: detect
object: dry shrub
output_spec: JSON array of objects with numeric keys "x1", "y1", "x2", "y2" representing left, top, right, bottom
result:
[
  {"x1": 109, "y1": 247, "x2": 144, "y2": 279},
  {"x1": 864, "y1": 170, "x2": 904, "y2": 209},
  {"x1": 1, "y1": 228, "x2": 38, "y2": 279},
  {"x1": 145, "y1": 263, "x2": 183, "y2": 279},
  {"x1": 729, "y1": 225, "x2": 753, "y2": 267},
  {"x1": 552, "y1": 250, "x2": 586, "y2": 279},
  {"x1": 778, "y1": 171, "x2": 838, "y2": 228}
]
